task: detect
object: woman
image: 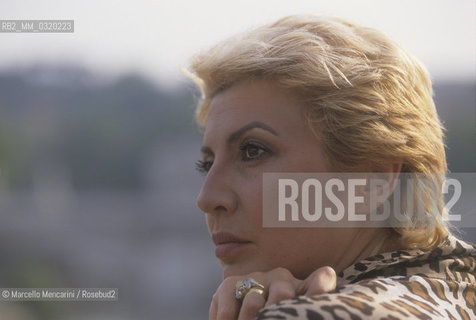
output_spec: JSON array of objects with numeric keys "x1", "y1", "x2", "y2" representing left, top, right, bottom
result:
[{"x1": 188, "y1": 15, "x2": 476, "y2": 319}]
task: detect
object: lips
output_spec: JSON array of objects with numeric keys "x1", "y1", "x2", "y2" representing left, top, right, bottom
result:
[{"x1": 212, "y1": 231, "x2": 252, "y2": 259}]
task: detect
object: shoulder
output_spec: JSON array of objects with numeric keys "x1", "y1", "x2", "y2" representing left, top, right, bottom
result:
[
  {"x1": 256, "y1": 275, "x2": 475, "y2": 320},
  {"x1": 256, "y1": 236, "x2": 476, "y2": 320}
]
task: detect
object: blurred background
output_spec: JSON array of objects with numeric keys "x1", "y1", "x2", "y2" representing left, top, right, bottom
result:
[{"x1": 0, "y1": 0, "x2": 474, "y2": 319}]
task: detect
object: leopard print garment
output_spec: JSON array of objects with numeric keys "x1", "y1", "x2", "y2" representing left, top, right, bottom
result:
[{"x1": 256, "y1": 235, "x2": 476, "y2": 319}]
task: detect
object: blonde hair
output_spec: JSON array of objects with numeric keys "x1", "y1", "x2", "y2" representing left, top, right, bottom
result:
[{"x1": 188, "y1": 15, "x2": 448, "y2": 249}]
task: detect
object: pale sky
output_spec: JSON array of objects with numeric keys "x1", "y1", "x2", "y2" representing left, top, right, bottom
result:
[{"x1": 0, "y1": 0, "x2": 475, "y2": 86}]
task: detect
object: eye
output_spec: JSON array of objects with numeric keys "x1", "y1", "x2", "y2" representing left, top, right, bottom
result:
[
  {"x1": 195, "y1": 160, "x2": 213, "y2": 174},
  {"x1": 240, "y1": 141, "x2": 269, "y2": 161}
]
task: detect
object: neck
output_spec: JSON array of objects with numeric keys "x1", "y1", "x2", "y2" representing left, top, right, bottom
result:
[{"x1": 333, "y1": 228, "x2": 401, "y2": 274}]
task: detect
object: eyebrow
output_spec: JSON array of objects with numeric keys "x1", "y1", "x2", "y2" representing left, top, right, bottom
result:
[{"x1": 200, "y1": 121, "x2": 278, "y2": 156}]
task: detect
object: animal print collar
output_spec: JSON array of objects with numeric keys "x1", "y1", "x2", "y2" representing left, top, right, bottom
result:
[{"x1": 337, "y1": 234, "x2": 476, "y2": 287}]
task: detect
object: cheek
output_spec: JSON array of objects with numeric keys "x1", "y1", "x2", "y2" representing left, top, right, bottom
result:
[{"x1": 238, "y1": 174, "x2": 264, "y2": 221}]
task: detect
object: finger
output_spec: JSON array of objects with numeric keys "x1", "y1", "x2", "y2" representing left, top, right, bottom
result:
[
  {"x1": 212, "y1": 278, "x2": 241, "y2": 320},
  {"x1": 237, "y1": 289, "x2": 266, "y2": 320},
  {"x1": 264, "y1": 280, "x2": 296, "y2": 307},
  {"x1": 209, "y1": 293, "x2": 217, "y2": 320},
  {"x1": 300, "y1": 266, "x2": 337, "y2": 296},
  {"x1": 265, "y1": 267, "x2": 301, "y2": 306},
  {"x1": 216, "y1": 296, "x2": 240, "y2": 320}
]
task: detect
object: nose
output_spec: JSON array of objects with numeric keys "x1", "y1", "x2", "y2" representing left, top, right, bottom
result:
[{"x1": 196, "y1": 163, "x2": 237, "y2": 215}]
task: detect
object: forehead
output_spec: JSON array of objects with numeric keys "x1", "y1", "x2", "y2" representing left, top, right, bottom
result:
[{"x1": 204, "y1": 79, "x2": 306, "y2": 136}]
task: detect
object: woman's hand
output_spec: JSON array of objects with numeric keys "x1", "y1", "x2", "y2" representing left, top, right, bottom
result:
[{"x1": 209, "y1": 266, "x2": 337, "y2": 320}]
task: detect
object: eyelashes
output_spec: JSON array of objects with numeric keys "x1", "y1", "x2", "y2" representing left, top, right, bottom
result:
[
  {"x1": 195, "y1": 140, "x2": 271, "y2": 174},
  {"x1": 195, "y1": 160, "x2": 212, "y2": 174},
  {"x1": 239, "y1": 140, "x2": 269, "y2": 162}
]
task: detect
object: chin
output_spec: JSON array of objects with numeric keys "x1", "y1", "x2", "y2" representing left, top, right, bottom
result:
[
  {"x1": 221, "y1": 260, "x2": 264, "y2": 278},
  {"x1": 221, "y1": 258, "x2": 282, "y2": 279},
  {"x1": 222, "y1": 263, "x2": 251, "y2": 279},
  {"x1": 222, "y1": 258, "x2": 316, "y2": 281}
]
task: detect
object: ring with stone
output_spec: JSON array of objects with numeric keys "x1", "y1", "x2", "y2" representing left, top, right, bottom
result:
[{"x1": 235, "y1": 278, "x2": 266, "y2": 301}]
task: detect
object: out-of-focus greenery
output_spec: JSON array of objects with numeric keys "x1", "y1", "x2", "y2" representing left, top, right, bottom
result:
[{"x1": 0, "y1": 66, "x2": 200, "y2": 190}]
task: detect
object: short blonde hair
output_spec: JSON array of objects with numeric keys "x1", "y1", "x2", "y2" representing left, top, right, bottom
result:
[{"x1": 188, "y1": 15, "x2": 448, "y2": 249}]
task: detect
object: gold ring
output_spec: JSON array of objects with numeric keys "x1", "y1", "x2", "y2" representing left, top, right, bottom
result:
[
  {"x1": 247, "y1": 287, "x2": 266, "y2": 297},
  {"x1": 235, "y1": 278, "x2": 266, "y2": 301}
]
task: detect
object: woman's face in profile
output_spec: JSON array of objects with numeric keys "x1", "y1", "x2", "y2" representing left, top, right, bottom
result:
[{"x1": 197, "y1": 79, "x2": 354, "y2": 278}]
